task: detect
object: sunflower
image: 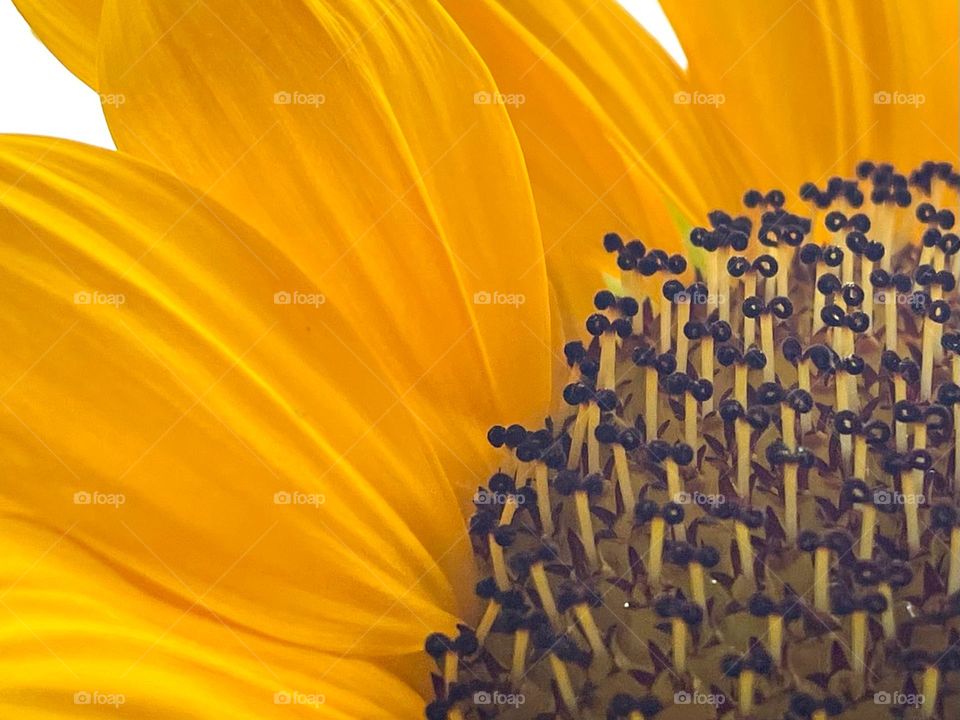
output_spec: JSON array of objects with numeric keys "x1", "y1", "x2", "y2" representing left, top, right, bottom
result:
[{"x1": 2, "y1": 0, "x2": 958, "y2": 718}]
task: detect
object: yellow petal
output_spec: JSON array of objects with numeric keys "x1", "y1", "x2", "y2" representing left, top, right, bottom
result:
[
  {"x1": 11, "y1": 0, "x2": 101, "y2": 89},
  {"x1": 97, "y1": 0, "x2": 552, "y2": 473},
  {"x1": 0, "y1": 135, "x2": 469, "y2": 661},
  {"x1": 0, "y1": 518, "x2": 427, "y2": 717},
  {"x1": 442, "y1": 0, "x2": 698, "y2": 337},
  {"x1": 661, "y1": 0, "x2": 959, "y2": 192}
]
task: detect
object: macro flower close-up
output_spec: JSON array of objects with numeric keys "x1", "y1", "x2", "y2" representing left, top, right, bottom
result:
[{"x1": 0, "y1": 0, "x2": 958, "y2": 718}]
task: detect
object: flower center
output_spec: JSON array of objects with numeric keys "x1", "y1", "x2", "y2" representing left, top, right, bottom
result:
[{"x1": 425, "y1": 161, "x2": 960, "y2": 720}]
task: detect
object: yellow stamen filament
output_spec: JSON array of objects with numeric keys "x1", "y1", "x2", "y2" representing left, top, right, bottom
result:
[
  {"x1": 798, "y1": 359, "x2": 812, "y2": 433},
  {"x1": 813, "y1": 263, "x2": 826, "y2": 336},
  {"x1": 644, "y1": 366, "x2": 658, "y2": 437},
  {"x1": 707, "y1": 250, "x2": 719, "y2": 319},
  {"x1": 628, "y1": 713, "x2": 644, "y2": 720},
  {"x1": 761, "y1": 314, "x2": 775, "y2": 383},
  {"x1": 548, "y1": 654, "x2": 579, "y2": 718},
  {"x1": 812, "y1": 710, "x2": 827, "y2": 720},
  {"x1": 613, "y1": 444, "x2": 635, "y2": 518},
  {"x1": 671, "y1": 617, "x2": 687, "y2": 673},
  {"x1": 784, "y1": 464, "x2": 798, "y2": 545},
  {"x1": 735, "y1": 363, "x2": 748, "y2": 408},
  {"x1": 862, "y1": 252, "x2": 874, "y2": 324},
  {"x1": 666, "y1": 459, "x2": 681, "y2": 505},
  {"x1": 894, "y1": 376, "x2": 907, "y2": 452},
  {"x1": 586, "y1": 402, "x2": 601, "y2": 474},
  {"x1": 575, "y1": 490, "x2": 598, "y2": 567},
  {"x1": 677, "y1": 298, "x2": 691, "y2": 373},
  {"x1": 949, "y1": 527, "x2": 960, "y2": 595},
  {"x1": 854, "y1": 435, "x2": 867, "y2": 479},
  {"x1": 735, "y1": 521, "x2": 755, "y2": 583},
  {"x1": 768, "y1": 614, "x2": 783, "y2": 666},
  {"x1": 902, "y1": 473, "x2": 920, "y2": 556},
  {"x1": 738, "y1": 669, "x2": 755, "y2": 715},
  {"x1": 599, "y1": 331, "x2": 617, "y2": 390},
  {"x1": 885, "y1": 283, "x2": 898, "y2": 352},
  {"x1": 879, "y1": 582, "x2": 895, "y2": 639},
  {"x1": 955, "y1": 355, "x2": 960, "y2": 494},
  {"x1": 489, "y1": 534, "x2": 509, "y2": 591},
  {"x1": 476, "y1": 600, "x2": 499, "y2": 646},
  {"x1": 660, "y1": 298, "x2": 672, "y2": 355},
  {"x1": 743, "y1": 274, "x2": 757, "y2": 348},
  {"x1": 666, "y1": 459, "x2": 686, "y2": 541},
  {"x1": 858, "y1": 503, "x2": 876, "y2": 560},
  {"x1": 922, "y1": 666, "x2": 939, "y2": 719},
  {"x1": 685, "y1": 392, "x2": 697, "y2": 450},
  {"x1": 782, "y1": 403, "x2": 796, "y2": 452},
  {"x1": 534, "y1": 462, "x2": 553, "y2": 536},
  {"x1": 573, "y1": 603, "x2": 606, "y2": 659},
  {"x1": 736, "y1": 418, "x2": 751, "y2": 499},
  {"x1": 701, "y1": 336, "x2": 715, "y2": 415},
  {"x1": 566, "y1": 404, "x2": 588, "y2": 470},
  {"x1": 814, "y1": 546, "x2": 830, "y2": 613},
  {"x1": 836, "y1": 371, "x2": 852, "y2": 467},
  {"x1": 648, "y1": 516, "x2": 665, "y2": 586},
  {"x1": 720, "y1": 245, "x2": 731, "y2": 324},
  {"x1": 689, "y1": 562, "x2": 706, "y2": 608},
  {"x1": 510, "y1": 628, "x2": 529, "y2": 685},
  {"x1": 921, "y1": 314, "x2": 935, "y2": 402},
  {"x1": 851, "y1": 610, "x2": 867, "y2": 677},
  {"x1": 531, "y1": 562, "x2": 560, "y2": 628},
  {"x1": 500, "y1": 497, "x2": 518, "y2": 526},
  {"x1": 443, "y1": 650, "x2": 458, "y2": 690}
]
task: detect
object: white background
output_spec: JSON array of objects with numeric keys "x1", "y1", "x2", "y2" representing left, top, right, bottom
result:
[{"x1": 0, "y1": 0, "x2": 684, "y2": 152}]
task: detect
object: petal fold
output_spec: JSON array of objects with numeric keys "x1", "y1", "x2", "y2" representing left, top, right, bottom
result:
[
  {"x1": 0, "y1": 136, "x2": 473, "y2": 666},
  {"x1": 97, "y1": 0, "x2": 553, "y2": 463}
]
